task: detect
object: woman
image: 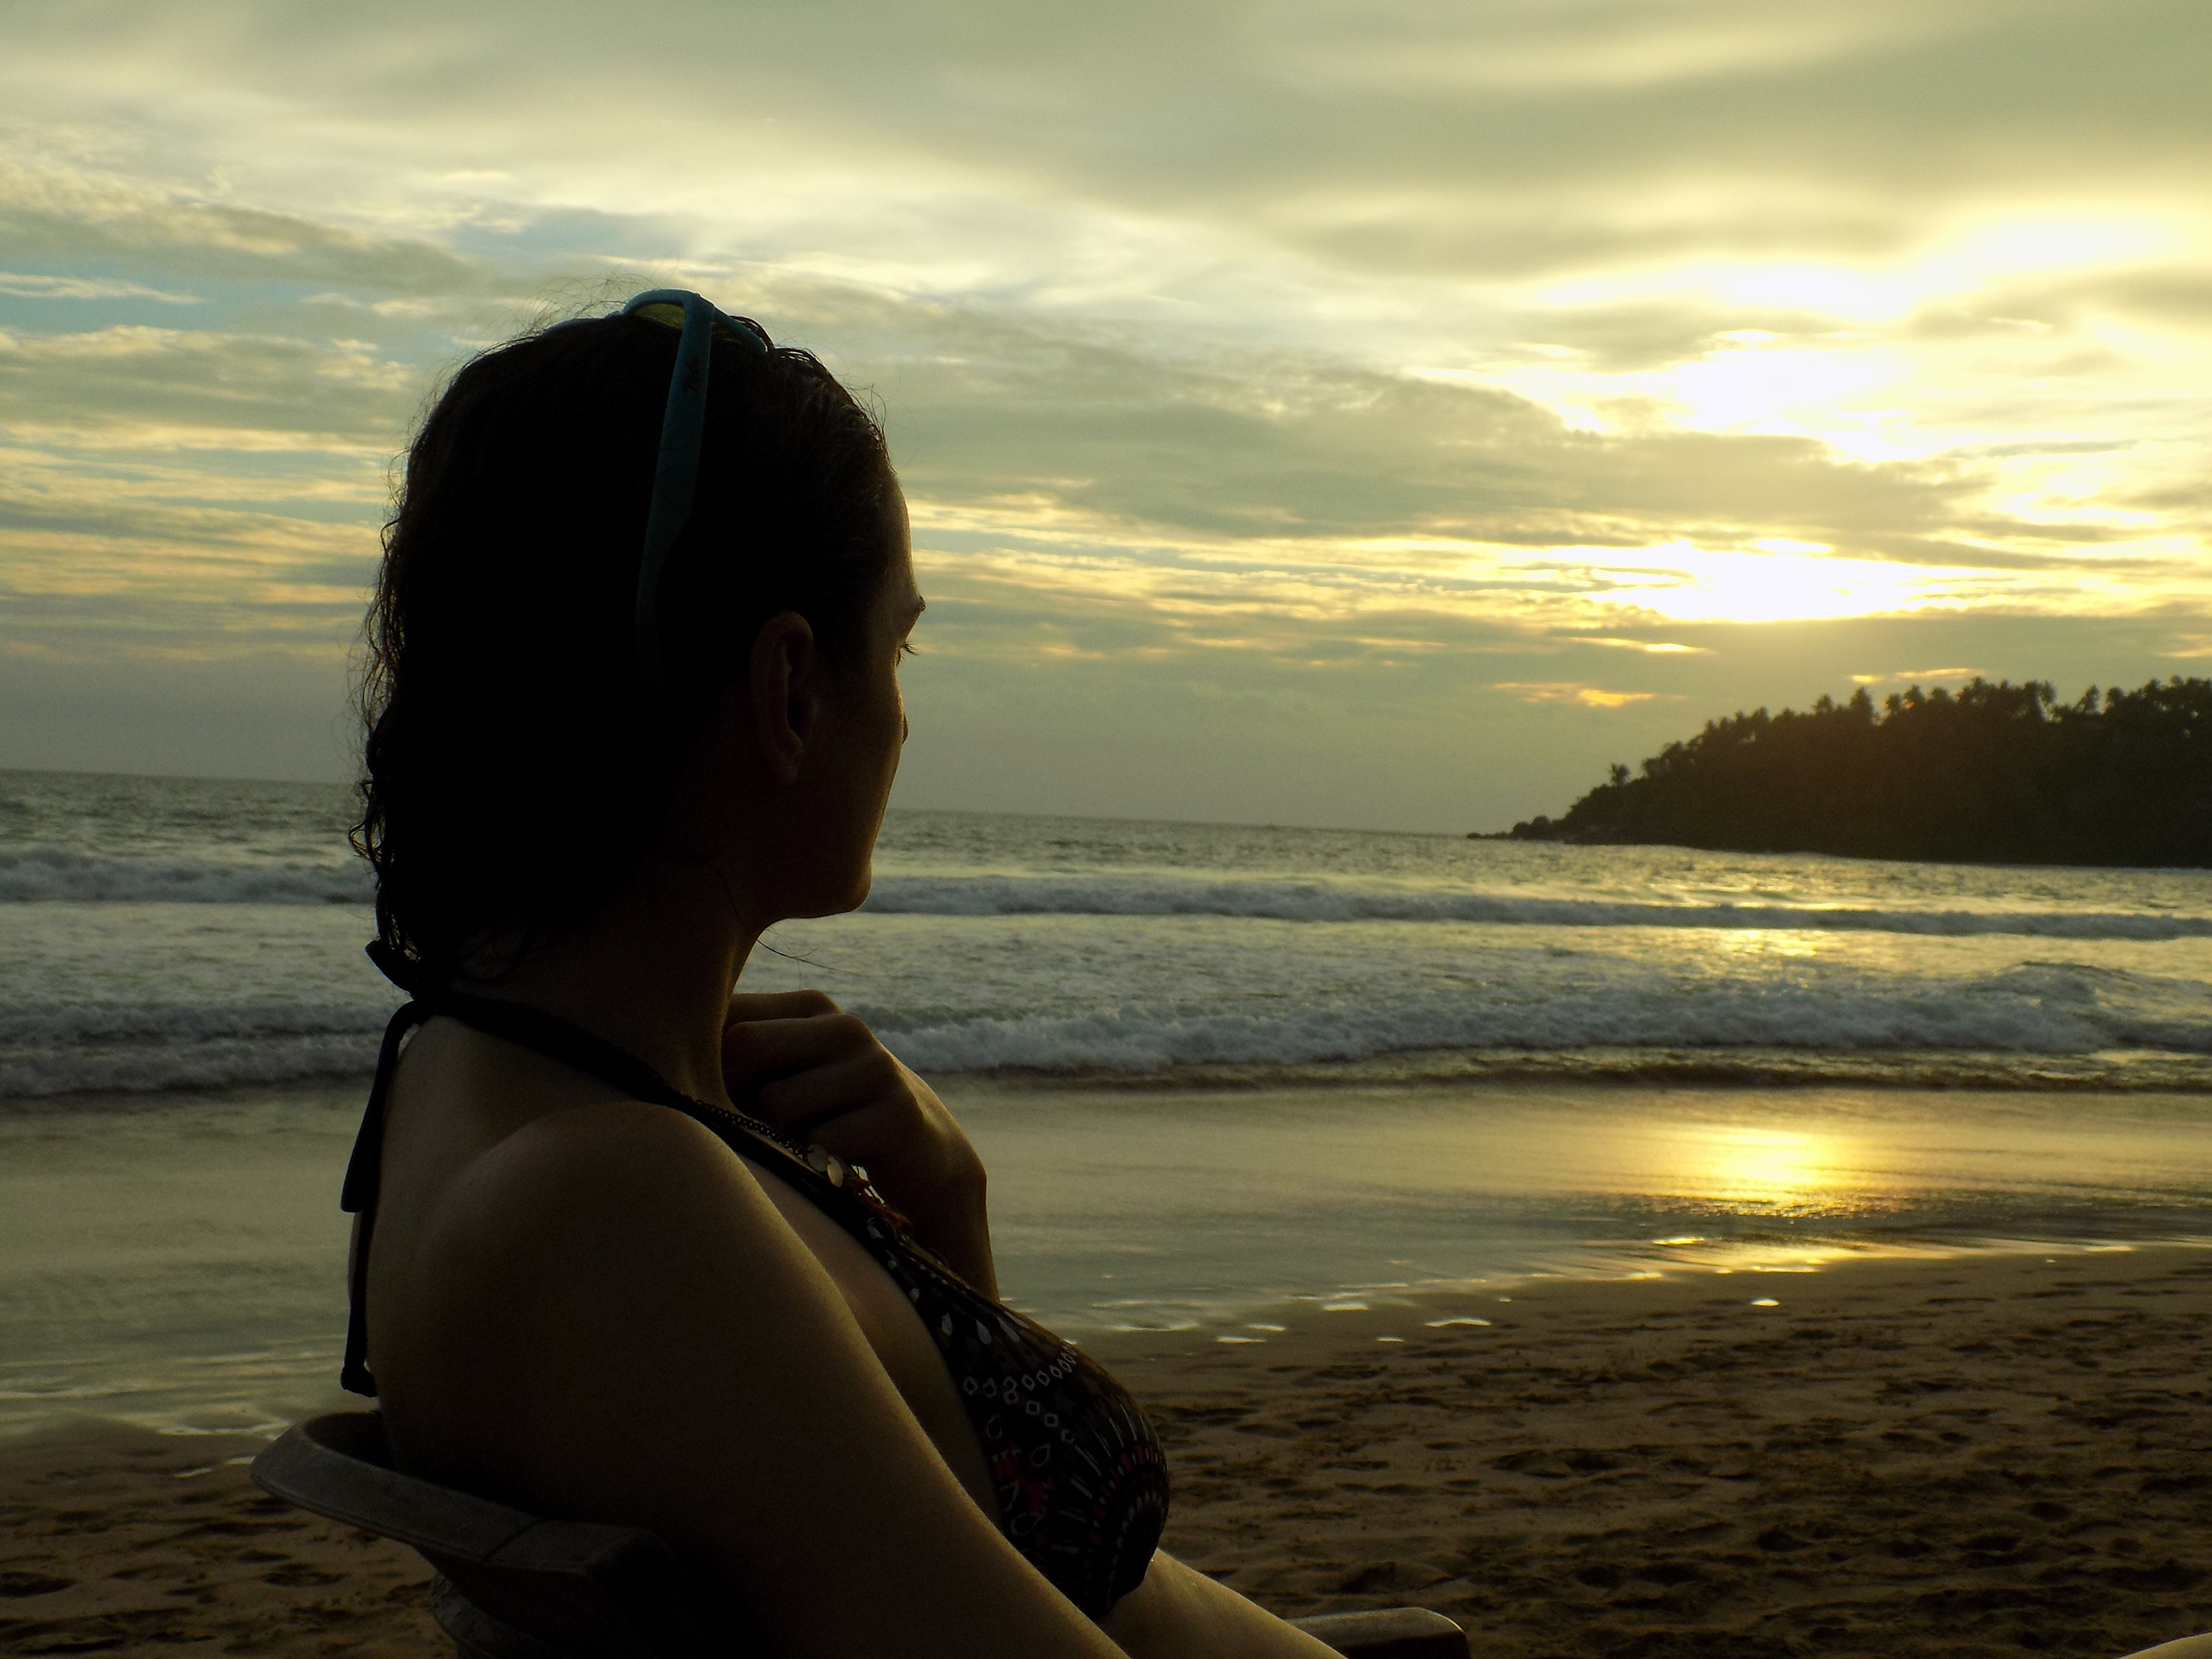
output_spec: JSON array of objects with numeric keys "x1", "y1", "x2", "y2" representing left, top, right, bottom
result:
[{"x1": 344, "y1": 291, "x2": 1339, "y2": 1657}]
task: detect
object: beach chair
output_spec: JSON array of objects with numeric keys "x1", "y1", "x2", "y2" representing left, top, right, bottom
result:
[{"x1": 252, "y1": 1412, "x2": 1468, "y2": 1658}]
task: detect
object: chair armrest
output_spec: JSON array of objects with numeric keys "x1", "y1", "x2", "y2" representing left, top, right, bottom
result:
[
  {"x1": 1290, "y1": 1606, "x2": 1468, "y2": 1658},
  {"x1": 255, "y1": 1413, "x2": 1465, "y2": 1658},
  {"x1": 251, "y1": 1413, "x2": 732, "y2": 1657}
]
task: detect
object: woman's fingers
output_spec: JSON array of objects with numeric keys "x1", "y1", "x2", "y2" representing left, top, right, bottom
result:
[
  {"x1": 778, "y1": 1096, "x2": 942, "y2": 1183},
  {"x1": 725, "y1": 988, "x2": 840, "y2": 1025},
  {"x1": 720, "y1": 1010, "x2": 872, "y2": 1091},
  {"x1": 720, "y1": 992, "x2": 997, "y2": 1292},
  {"x1": 747, "y1": 1048, "x2": 912, "y2": 1143}
]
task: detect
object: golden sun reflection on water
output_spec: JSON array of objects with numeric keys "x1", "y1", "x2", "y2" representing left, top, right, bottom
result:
[
  {"x1": 1709, "y1": 927, "x2": 1821, "y2": 961},
  {"x1": 1680, "y1": 1124, "x2": 1858, "y2": 1214}
]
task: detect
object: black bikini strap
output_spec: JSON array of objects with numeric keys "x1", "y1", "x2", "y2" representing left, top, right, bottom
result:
[
  {"x1": 338, "y1": 998, "x2": 428, "y2": 1397},
  {"x1": 418, "y1": 993, "x2": 699, "y2": 1113},
  {"x1": 337, "y1": 964, "x2": 911, "y2": 1397},
  {"x1": 363, "y1": 940, "x2": 697, "y2": 1111},
  {"x1": 342, "y1": 990, "x2": 696, "y2": 1396}
]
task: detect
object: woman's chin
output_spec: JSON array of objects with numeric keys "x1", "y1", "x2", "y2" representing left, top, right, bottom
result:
[
  {"x1": 838, "y1": 868, "x2": 873, "y2": 915},
  {"x1": 783, "y1": 866, "x2": 872, "y2": 922}
]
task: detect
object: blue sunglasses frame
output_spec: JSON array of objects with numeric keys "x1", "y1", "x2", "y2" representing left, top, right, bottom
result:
[{"x1": 618, "y1": 289, "x2": 772, "y2": 702}]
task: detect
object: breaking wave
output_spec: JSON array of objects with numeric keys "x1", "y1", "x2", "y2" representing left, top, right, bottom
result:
[
  {"x1": 0, "y1": 848, "x2": 370, "y2": 906},
  {"x1": 0, "y1": 999, "x2": 391, "y2": 1098},
  {"x1": 862, "y1": 873, "x2": 2209, "y2": 941},
  {"x1": 872, "y1": 965, "x2": 2212, "y2": 1076},
  {"x1": 11, "y1": 961, "x2": 2212, "y2": 1097},
  {"x1": 11, "y1": 853, "x2": 2206, "y2": 945}
]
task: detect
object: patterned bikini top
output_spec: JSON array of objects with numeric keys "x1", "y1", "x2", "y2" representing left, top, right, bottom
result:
[{"x1": 340, "y1": 979, "x2": 1170, "y2": 1620}]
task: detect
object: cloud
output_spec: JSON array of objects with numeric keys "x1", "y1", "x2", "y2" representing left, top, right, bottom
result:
[
  {"x1": 1569, "y1": 635, "x2": 1713, "y2": 654},
  {"x1": 0, "y1": 319, "x2": 422, "y2": 496},
  {"x1": 0, "y1": 428, "x2": 380, "y2": 664},
  {"x1": 0, "y1": 158, "x2": 493, "y2": 296},
  {"x1": 0, "y1": 270, "x2": 197, "y2": 301},
  {"x1": 1493, "y1": 682, "x2": 1663, "y2": 708},
  {"x1": 0, "y1": 0, "x2": 2204, "y2": 821},
  {"x1": 8, "y1": 3, "x2": 2206, "y2": 264},
  {"x1": 1849, "y1": 666, "x2": 1990, "y2": 684},
  {"x1": 847, "y1": 295, "x2": 1972, "y2": 552},
  {"x1": 1256, "y1": 0, "x2": 2014, "y2": 94}
]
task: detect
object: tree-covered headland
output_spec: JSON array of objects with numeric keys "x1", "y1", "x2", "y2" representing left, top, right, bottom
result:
[{"x1": 1507, "y1": 678, "x2": 2212, "y2": 866}]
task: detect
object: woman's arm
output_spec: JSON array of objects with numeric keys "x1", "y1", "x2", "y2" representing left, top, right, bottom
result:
[
  {"x1": 408, "y1": 1100, "x2": 1115, "y2": 1658},
  {"x1": 715, "y1": 994, "x2": 1335, "y2": 1658},
  {"x1": 1108, "y1": 1553, "x2": 1343, "y2": 1659}
]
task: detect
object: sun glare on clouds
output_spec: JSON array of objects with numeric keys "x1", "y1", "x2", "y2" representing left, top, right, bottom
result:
[
  {"x1": 1595, "y1": 544, "x2": 1949, "y2": 624},
  {"x1": 1495, "y1": 683, "x2": 1660, "y2": 708}
]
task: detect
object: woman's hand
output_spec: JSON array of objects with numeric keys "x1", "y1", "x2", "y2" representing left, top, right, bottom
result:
[{"x1": 720, "y1": 990, "x2": 997, "y2": 1296}]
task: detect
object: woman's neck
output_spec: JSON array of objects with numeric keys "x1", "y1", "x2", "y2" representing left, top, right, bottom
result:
[{"x1": 459, "y1": 860, "x2": 756, "y2": 1108}]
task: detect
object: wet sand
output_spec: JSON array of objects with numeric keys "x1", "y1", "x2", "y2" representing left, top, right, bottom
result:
[{"x1": 3, "y1": 1246, "x2": 2208, "y2": 1657}]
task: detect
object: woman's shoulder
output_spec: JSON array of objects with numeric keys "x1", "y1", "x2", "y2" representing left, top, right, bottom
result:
[
  {"x1": 396, "y1": 1085, "x2": 791, "y2": 1346},
  {"x1": 458, "y1": 1092, "x2": 749, "y2": 1222},
  {"x1": 368, "y1": 1079, "x2": 763, "y2": 1374}
]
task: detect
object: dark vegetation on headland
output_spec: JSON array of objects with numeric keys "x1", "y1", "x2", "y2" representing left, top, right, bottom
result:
[{"x1": 1500, "y1": 677, "x2": 2212, "y2": 866}]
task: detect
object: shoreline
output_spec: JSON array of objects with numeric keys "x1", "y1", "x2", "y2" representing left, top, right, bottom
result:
[
  {"x1": 1070, "y1": 1232, "x2": 2212, "y2": 1344},
  {"x1": 14, "y1": 1052, "x2": 2212, "y2": 1111},
  {"x1": 5, "y1": 1245, "x2": 2207, "y2": 1656},
  {"x1": 6, "y1": 1237, "x2": 2209, "y2": 1444},
  {"x1": 11, "y1": 1054, "x2": 2212, "y2": 1109}
]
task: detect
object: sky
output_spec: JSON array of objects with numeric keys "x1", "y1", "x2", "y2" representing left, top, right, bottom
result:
[{"x1": 1, "y1": 0, "x2": 2207, "y2": 832}]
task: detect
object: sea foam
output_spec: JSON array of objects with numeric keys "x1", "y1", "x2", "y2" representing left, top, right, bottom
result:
[
  {"x1": 871, "y1": 966, "x2": 2212, "y2": 1076},
  {"x1": 9, "y1": 852, "x2": 2204, "y2": 945},
  {"x1": 0, "y1": 848, "x2": 370, "y2": 905},
  {"x1": 9, "y1": 959, "x2": 2212, "y2": 1097},
  {"x1": 863, "y1": 873, "x2": 2208, "y2": 940}
]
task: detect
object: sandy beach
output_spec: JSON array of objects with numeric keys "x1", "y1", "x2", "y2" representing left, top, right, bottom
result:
[{"x1": 3, "y1": 1243, "x2": 2207, "y2": 1657}]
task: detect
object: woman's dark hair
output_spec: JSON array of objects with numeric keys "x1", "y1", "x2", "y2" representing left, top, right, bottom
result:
[{"x1": 355, "y1": 307, "x2": 898, "y2": 984}]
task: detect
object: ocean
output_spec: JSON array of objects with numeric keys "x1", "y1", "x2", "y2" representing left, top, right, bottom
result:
[{"x1": 4, "y1": 767, "x2": 2211, "y2": 1436}]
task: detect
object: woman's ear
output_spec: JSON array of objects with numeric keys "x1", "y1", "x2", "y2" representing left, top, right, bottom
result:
[{"x1": 744, "y1": 611, "x2": 820, "y2": 784}]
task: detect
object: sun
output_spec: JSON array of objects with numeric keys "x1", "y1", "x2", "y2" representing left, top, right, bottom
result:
[{"x1": 1598, "y1": 541, "x2": 1949, "y2": 624}]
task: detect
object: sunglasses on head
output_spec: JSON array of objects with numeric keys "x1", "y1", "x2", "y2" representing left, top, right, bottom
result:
[{"x1": 618, "y1": 289, "x2": 773, "y2": 703}]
